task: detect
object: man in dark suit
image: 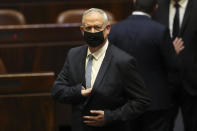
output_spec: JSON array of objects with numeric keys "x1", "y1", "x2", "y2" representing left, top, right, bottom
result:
[
  {"x1": 109, "y1": 0, "x2": 180, "y2": 131},
  {"x1": 51, "y1": 8, "x2": 151, "y2": 131},
  {"x1": 154, "y1": 0, "x2": 197, "y2": 131}
]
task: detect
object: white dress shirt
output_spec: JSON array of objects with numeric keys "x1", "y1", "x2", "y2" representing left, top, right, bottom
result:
[
  {"x1": 169, "y1": 0, "x2": 188, "y2": 37},
  {"x1": 132, "y1": 11, "x2": 151, "y2": 18},
  {"x1": 85, "y1": 40, "x2": 109, "y2": 88}
]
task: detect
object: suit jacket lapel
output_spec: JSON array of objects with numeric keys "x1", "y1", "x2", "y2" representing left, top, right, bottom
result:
[
  {"x1": 83, "y1": 44, "x2": 113, "y2": 107},
  {"x1": 92, "y1": 44, "x2": 113, "y2": 94},
  {"x1": 180, "y1": 0, "x2": 193, "y2": 36}
]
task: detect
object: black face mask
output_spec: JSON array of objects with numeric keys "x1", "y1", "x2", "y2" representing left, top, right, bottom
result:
[{"x1": 83, "y1": 31, "x2": 105, "y2": 47}]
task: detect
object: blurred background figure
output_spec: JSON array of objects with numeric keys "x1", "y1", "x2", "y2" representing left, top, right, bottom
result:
[
  {"x1": 109, "y1": 0, "x2": 180, "y2": 130},
  {"x1": 154, "y1": 0, "x2": 197, "y2": 131}
]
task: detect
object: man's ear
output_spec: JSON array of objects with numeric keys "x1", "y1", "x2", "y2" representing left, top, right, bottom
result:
[
  {"x1": 153, "y1": 4, "x2": 158, "y2": 14},
  {"x1": 105, "y1": 24, "x2": 111, "y2": 35},
  {"x1": 155, "y1": 4, "x2": 158, "y2": 11},
  {"x1": 132, "y1": 0, "x2": 136, "y2": 10},
  {"x1": 106, "y1": 24, "x2": 111, "y2": 30},
  {"x1": 80, "y1": 26, "x2": 84, "y2": 36}
]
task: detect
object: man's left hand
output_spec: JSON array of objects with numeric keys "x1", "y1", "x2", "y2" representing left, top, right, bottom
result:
[{"x1": 83, "y1": 110, "x2": 105, "y2": 127}]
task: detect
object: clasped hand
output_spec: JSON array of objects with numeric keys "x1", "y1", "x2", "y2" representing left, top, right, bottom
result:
[{"x1": 83, "y1": 110, "x2": 105, "y2": 127}]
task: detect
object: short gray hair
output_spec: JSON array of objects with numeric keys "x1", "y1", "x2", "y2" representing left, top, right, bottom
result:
[{"x1": 82, "y1": 8, "x2": 109, "y2": 25}]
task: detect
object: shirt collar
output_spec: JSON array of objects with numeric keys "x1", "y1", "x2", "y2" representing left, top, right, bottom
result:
[
  {"x1": 132, "y1": 11, "x2": 151, "y2": 18},
  {"x1": 171, "y1": 0, "x2": 188, "y2": 8},
  {"x1": 87, "y1": 39, "x2": 109, "y2": 61}
]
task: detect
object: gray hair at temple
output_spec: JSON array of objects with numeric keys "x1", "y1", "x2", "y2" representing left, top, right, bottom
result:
[{"x1": 82, "y1": 8, "x2": 109, "y2": 26}]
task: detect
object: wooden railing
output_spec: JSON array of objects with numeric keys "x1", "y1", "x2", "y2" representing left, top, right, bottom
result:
[{"x1": 0, "y1": 72, "x2": 55, "y2": 131}]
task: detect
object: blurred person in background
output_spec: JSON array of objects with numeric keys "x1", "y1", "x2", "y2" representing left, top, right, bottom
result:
[
  {"x1": 109, "y1": 0, "x2": 182, "y2": 130},
  {"x1": 154, "y1": 0, "x2": 197, "y2": 131}
]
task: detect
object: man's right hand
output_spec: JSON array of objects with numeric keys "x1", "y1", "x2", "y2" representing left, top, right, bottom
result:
[{"x1": 81, "y1": 86, "x2": 92, "y2": 97}]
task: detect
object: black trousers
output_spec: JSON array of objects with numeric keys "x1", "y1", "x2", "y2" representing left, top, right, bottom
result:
[
  {"x1": 130, "y1": 106, "x2": 177, "y2": 131},
  {"x1": 172, "y1": 87, "x2": 197, "y2": 131}
]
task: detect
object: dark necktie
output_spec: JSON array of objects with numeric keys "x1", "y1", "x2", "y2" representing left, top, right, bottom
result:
[
  {"x1": 173, "y1": 2, "x2": 180, "y2": 39},
  {"x1": 85, "y1": 54, "x2": 93, "y2": 89}
]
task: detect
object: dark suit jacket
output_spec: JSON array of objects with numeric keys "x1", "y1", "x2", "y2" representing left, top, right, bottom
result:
[
  {"x1": 109, "y1": 15, "x2": 179, "y2": 110},
  {"x1": 153, "y1": 0, "x2": 197, "y2": 95},
  {"x1": 51, "y1": 44, "x2": 151, "y2": 131}
]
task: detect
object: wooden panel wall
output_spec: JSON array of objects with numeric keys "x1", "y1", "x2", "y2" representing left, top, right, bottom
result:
[
  {"x1": 0, "y1": 24, "x2": 83, "y2": 131},
  {"x1": 0, "y1": 24, "x2": 83, "y2": 74},
  {"x1": 0, "y1": 0, "x2": 133, "y2": 24}
]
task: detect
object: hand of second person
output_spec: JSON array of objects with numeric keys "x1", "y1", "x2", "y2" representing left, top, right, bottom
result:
[{"x1": 173, "y1": 37, "x2": 184, "y2": 54}]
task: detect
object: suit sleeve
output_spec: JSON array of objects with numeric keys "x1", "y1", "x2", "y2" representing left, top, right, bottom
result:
[
  {"x1": 104, "y1": 58, "x2": 151, "y2": 125},
  {"x1": 51, "y1": 50, "x2": 84, "y2": 105}
]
